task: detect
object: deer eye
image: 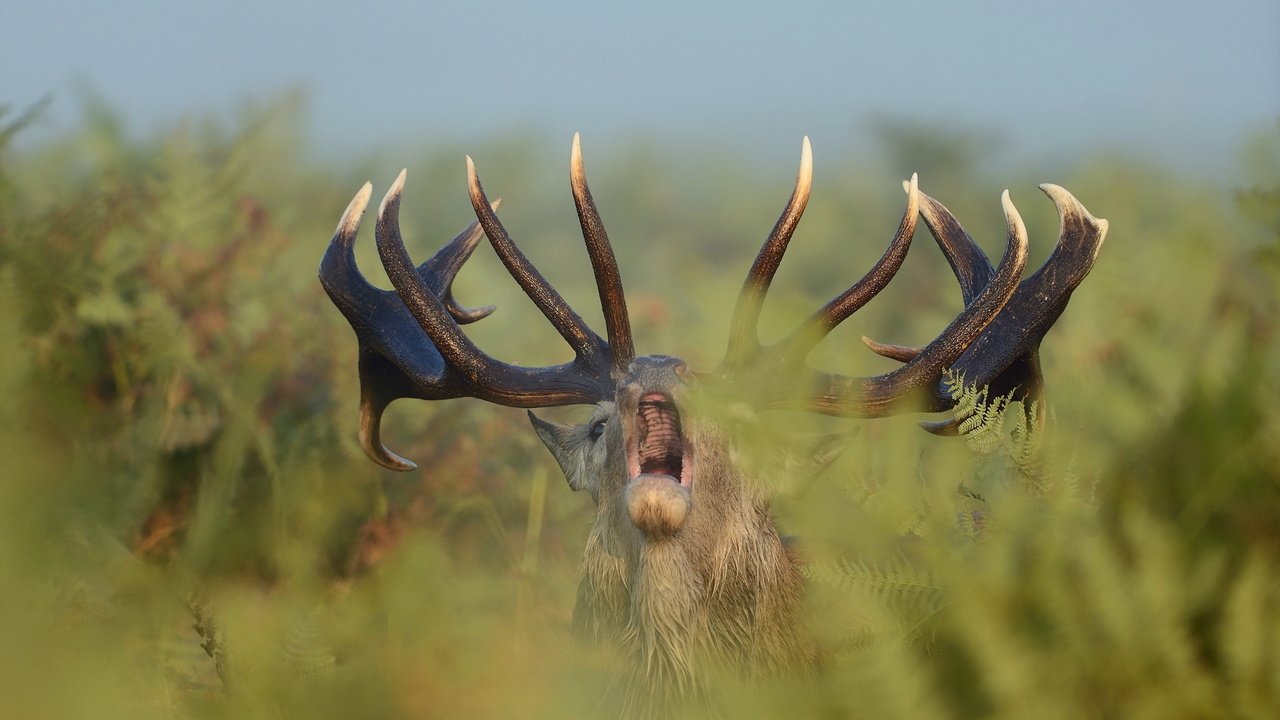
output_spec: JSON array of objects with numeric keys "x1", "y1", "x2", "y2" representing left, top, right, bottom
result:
[{"x1": 589, "y1": 419, "x2": 607, "y2": 441}]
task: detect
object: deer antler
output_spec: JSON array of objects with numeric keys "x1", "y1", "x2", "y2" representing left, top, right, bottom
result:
[
  {"x1": 867, "y1": 182, "x2": 1108, "y2": 432},
  {"x1": 719, "y1": 138, "x2": 1106, "y2": 419},
  {"x1": 320, "y1": 136, "x2": 633, "y2": 469},
  {"x1": 320, "y1": 183, "x2": 500, "y2": 470},
  {"x1": 323, "y1": 135, "x2": 1106, "y2": 468}
]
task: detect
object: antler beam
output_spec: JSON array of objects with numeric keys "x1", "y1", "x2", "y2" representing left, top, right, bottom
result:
[
  {"x1": 716, "y1": 138, "x2": 1105, "y2": 420},
  {"x1": 320, "y1": 138, "x2": 636, "y2": 469},
  {"x1": 867, "y1": 183, "x2": 1108, "y2": 431}
]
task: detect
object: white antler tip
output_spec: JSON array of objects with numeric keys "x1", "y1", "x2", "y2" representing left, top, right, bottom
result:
[
  {"x1": 999, "y1": 189, "x2": 1014, "y2": 216},
  {"x1": 796, "y1": 136, "x2": 813, "y2": 193},
  {"x1": 1039, "y1": 183, "x2": 1109, "y2": 249},
  {"x1": 1000, "y1": 189, "x2": 1028, "y2": 240},
  {"x1": 378, "y1": 171, "x2": 408, "y2": 217},
  {"x1": 465, "y1": 156, "x2": 482, "y2": 193},
  {"x1": 1038, "y1": 183, "x2": 1098, "y2": 222},
  {"x1": 902, "y1": 173, "x2": 920, "y2": 213},
  {"x1": 336, "y1": 181, "x2": 374, "y2": 238},
  {"x1": 570, "y1": 132, "x2": 585, "y2": 180},
  {"x1": 353, "y1": 180, "x2": 373, "y2": 208}
]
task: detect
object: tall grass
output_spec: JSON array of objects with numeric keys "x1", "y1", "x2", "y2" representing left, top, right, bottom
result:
[{"x1": 1, "y1": 102, "x2": 1276, "y2": 718}]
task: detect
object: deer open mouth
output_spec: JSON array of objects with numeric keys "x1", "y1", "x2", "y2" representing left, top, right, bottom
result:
[{"x1": 627, "y1": 392, "x2": 692, "y2": 487}]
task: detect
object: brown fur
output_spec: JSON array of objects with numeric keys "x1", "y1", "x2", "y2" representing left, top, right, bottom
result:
[{"x1": 534, "y1": 379, "x2": 813, "y2": 712}]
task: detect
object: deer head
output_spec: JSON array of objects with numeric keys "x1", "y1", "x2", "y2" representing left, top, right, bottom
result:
[{"x1": 319, "y1": 135, "x2": 1107, "y2": 700}]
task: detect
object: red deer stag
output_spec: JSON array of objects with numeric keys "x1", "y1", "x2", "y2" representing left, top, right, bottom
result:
[{"x1": 319, "y1": 135, "x2": 1106, "y2": 705}]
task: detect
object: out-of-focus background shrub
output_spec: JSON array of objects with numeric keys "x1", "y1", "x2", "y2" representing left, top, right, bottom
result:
[{"x1": 1, "y1": 94, "x2": 1277, "y2": 718}]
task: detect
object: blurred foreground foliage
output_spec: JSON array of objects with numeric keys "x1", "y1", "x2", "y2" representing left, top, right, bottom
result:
[{"x1": 0, "y1": 100, "x2": 1277, "y2": 718}]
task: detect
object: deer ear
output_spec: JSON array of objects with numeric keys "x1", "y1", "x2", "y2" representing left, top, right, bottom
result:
[{"x1": 528, "y1": 411, "x2": 591, "y2": 493}]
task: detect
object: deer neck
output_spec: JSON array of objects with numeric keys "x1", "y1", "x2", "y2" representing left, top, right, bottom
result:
[{"x1": 575, "y1": 426, "x2": 809, "y2": 684}]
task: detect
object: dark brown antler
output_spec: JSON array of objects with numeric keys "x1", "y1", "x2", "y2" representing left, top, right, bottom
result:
[
  {"x1": 802, "y1": 190, "x2": 1028, "y2": 416},
  {"x1": 320, "y1": 182, "x2": 499, "y2": 470},
  {"x1": 865, "y1": 182, "x2": 1108, "y2": 432},
  {"x1": 570, "y1": 134, "x2": 635, "y2": 374},
  {"x1": 716, "y1": 137, "x2": 1109, "y2": 419},
  {"x1": 721, "y1": 137, "x2": 816, "y2": 369},
  {"x1": 320, "y1": 137, "x2": 633, "y2": 470},
  {"x1": 323, "y1": 135, "x2": 1106, "y2": 470}
]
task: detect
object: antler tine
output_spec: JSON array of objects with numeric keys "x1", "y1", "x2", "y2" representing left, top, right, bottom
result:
[
  {"x1": 938, "y1": 184, "x2": 1105, "y2": 395},
  {"x1": 861, "y1": 336, "x2": 922, "y2": 362},
  {"x1": 722, "y1": 136, "x2": 813, "y2": 369},
  {"x1": 356, "y1": 372, "x2": 418, "y2": 470},
  {"x1": 1038, "y1": 183, "x2": 1108, "y2": 272},
  {"x1": 321, "y1": 171, "x2": 622, "y2": 471},
  {"x1": 376, "y1": 171, "x2": 487, "y2": 383},
  {"x1": 802, "y1": 189, "x2": 1030, "y2": 416},
  {"x1": 323, "y1": 178, "x2": 480, "y2": 470},
  {"x1": 860, "y1": 184, "x2": 992, "y2": 364},
  {"x1": 376, "y1": 170, "x2": 612, "y2": 406},
  {"x1": 570, "y1": 133, "x2": 635, "y2": 375},
  {"x1": 466, "y1": 156, "x2": 610, "y2": 362},
  {"x1": 321, "y1": 182, "x2": 418, "y2": 470},
  {"x1": 775, "y1": 173, "x2": 920, "y2": 365},
  {"x1": 917, "y1": 187, "x2": 995, "y2": 306},
  {"x1": 321, "y1": 182, "x2": 377, "y2": 307},
  {"x1": 425, "y1": 198, "x2": 501, "y2": 324},
  {"x1": 863, "y1": 183, "x2": 1106, "y2": 430}
]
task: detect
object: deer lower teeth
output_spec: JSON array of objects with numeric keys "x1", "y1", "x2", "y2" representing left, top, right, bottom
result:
[{"x1": 637, "y1": 399, "x2": 683, "y2": 479}]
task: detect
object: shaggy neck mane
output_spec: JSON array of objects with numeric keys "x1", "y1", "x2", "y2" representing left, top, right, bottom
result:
[{"x1": 574, "y1": 435, "x2": 811, "y2": 706}]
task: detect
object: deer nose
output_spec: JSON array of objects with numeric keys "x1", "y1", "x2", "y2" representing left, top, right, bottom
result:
[{"x1": 622, "y1": 355, "x2": 690, "y2": 395}]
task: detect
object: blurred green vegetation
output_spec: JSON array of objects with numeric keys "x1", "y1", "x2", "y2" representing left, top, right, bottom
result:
[{"x1": 0, "y1": 97, "x2": 1277, "y2": 719}]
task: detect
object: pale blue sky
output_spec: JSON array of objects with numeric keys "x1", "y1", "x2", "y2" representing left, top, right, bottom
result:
[{"x1": 4, "y1": 0, "x2": 1277, "y2": 175}]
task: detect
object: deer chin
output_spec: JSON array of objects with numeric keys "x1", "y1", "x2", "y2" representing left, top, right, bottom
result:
[
  {"x1": 625, "y1": 392, "x2": 694, "y2": 538},
  {"x1": 626, "y1": 474, "x2": 690, "y2": 539}
]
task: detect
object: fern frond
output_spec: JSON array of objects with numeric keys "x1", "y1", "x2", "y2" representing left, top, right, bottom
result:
[
  {"x1": 807, "y1": 557, "x2": 945, "y2": 615},
  {"x1": 280, "y1": 608, "x2": 337, "y2": 681},
  {"x1": 942, "y1": 370, "x2": 1088, "y2": 503}
]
